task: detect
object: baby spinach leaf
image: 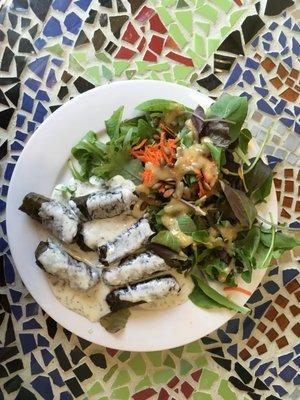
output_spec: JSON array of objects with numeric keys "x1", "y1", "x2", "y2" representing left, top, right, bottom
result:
[
  {"x1": 202, "y1": 121, "x2": 231, "y2": 148},
  {"x1": 189, "y1": 284, "x2": 224, "y2": 309},
  {"x1": 176, "y1": 214, "x2": 197, "y2": 236},
  {"x1": 136, "y1": 99, "x2": 189, "y2": 113},
  {"x1": 221, "y1": 182, "x2": 257, "y2": 228},
  {"x1": 100, "y1": 309, "x2": 131, "y2": 333},
  {"x1": 238, "y1": 128, "x2": 252, "y2": 154},
  {"x1": 260, "y1": 230, "x2": 300, "y2": 250},
  {"x1": 245, "y1": 159, "x2": 273, "y2": 204},
  {"x1": 105, "y1": 106, "x2": 124, "y2": 139},
  {"x1": 151, "y1": 230, "x2": 181, "y2": 252},
  {"x1": 192, "y1": 230, "x2": 210, "y2": 244},
  {"x1": 205, "y1": 142, "x2": 226, "y2": 171}
]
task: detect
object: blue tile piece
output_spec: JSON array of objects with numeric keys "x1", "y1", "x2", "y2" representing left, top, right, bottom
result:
[
  {"x1": 19, "y1": 333, "x2": 37, "y2": 354},
  {"x1": 278, "y1": 32, "x2": 287, "y2": 48},
  {"x1": 49, "y1": 369, "x2": 64, "y2": 387},
  {"x1": 0, "y1": 237, "x2": 8, "y2": 251},
  {"x1": 28, "y1": 55, "x2": 50, "y2": 79},
  {"x1": 75, "y1": 0, "x2": 92, "y2": 11},
  {"x1": 46, "y1": 69, "x2": 57, "y2": 88},
  {"x1": 295, "y1": 123, "x2": 300, "y2": 135},
  {"x1": 37, "y1": 334, "x2": 49, "y2": 347},
  {"x1": 242, "y1": 317, "x2": 255, "y2": 339},
  {"x1": 283, "y1": 17, "x2": 292, "y2": 28},
  {"x1": 251, "y1": 36, "x2": 259, "y2": 48},
  {"x1": 257, "y1": 99, "x2": 276, "y2": 115},
  {"x1": 23, "y1": 318, "x2": 42, "y2": 330},
  {"x1": 254, "y1": 86, "x2": 269, "y2": 97},
  {"x1": 237, "y1": 82, "x2": 244, "y2": 88},
  {"x1": 268, "y1": 266, "x2": 278, "y2": 276},
  {"x1": 274, "y1": 99, "x2": 287, "y2": 114},
  {"x1": 280, "y1": 117, "x2": 294, "y2": 128},
  {"x1": 269, "y1": 22, "x2": 278, "y2": 31},
  {"x1": 31, "y1": 353, "x2": 44, "y2": 375},
  {"x1": 293, "y1": 374, "x2": 300, "y2": 384},
  {"x1": 226, "y1": 318, "x2": 239, "y2": 334},
  {"x1": 52, "y1": 58, "x2": 63, "y2": 66},
  {"x1": 254, "y1": 300, "x2": 272, "y2": 319},
  {"x1": 12, "y1": 155, "x2": 19, "y2": 161},
  {"x1": 26, "y1": 302, "x2": 39, "y2": 317},
  {"x1": 36, "y1": 90, "x2": 50, "y2": 101},
  {"x1": 60, "y1": 392, "x2": 73, "y2": 400},
  {"x1": 278, "y1": 352, "x2": 294, "y2": 367},
  {"x1": 263, "y1": 281, "x2": 279, "y2": 294},
  {"x1": 292, "y1": 37, "x2": 300, "y2": 56},
  {"x1": 249, "y1": 358, "x2": 261, "y2": 369},
  {"x1": 64, "y1": 12, "x2": 82, "y2": 34},
  {"x1": 268, "y1": 51, "x2": 279, "y2": 58},
  {"x1": 11, "y1": 304, "x2": 23, "y2": 320},
  {"x1": 10, "y1": 289, "x2": 22, "y2": 303},
  {"x1": 280, "y1": 46, "x2": 289, "y2": 56},
  {"x1": 263, "y1": 42, "x2": 270, "y2": 51},
  {"x1": 33, "y1": 102, "x2": 48, "y2": 123},
  {"x1": 41, "y1": 349, "x2": 54, "y2": 366},
  {"x1": 245, "y1": 57, "x2": 259, "y2": 70},
  {"x1": 240, "y1": 92, "x2": 251, "y2": 100},
  {"x1": 243, "y1": 70, "x2": 255, "y2": 84},
  {"x1": 273, "y1": 384, "x2": 288, "y2": 397},
  {"x1": 259, "y1": 74, "x2": 266, "y2": 87},
  {"x1": 283, "y1": 269, "x2": 299, "y2": 285},
  {"x1": 284, "y1": 107, "x2": 294, "y2": 117},
  {"x1": 16, "y1": 114, "x2": 26, "y2": 127},
  {"x1": 34, "y1": 38, "x2": 47, "y2": 50},
  {"x1": 264, "y1": 376, "x2": 274, "y2": 386},
  {"x1": 283, "y1": 56, "x2": 293, "y2": 68},
  {"x1": 43, "y1": 16, "x2": 62, "y2": 37},
  {"x1": 15, "y1": 130, "x2": 27, "y2": 141},
  {"x1": 294, "y1": 343, "x2": 300, "y2": 354},
  {"x1": 294, "y1": 106, "x2": 300, "y2": 116},
  {"x1": 269, "y1": 367, "x2": 277, "y2": 376},
  {"x1": 293, "y1": 23, "x2": 300, "y2": 32},
  {"x1": 11, "y1": 141, "x2": 24, "y2": 151},
  {"x1": 0, "y1": 198, "x2": 6, "y2": 212},
  {"x1": 27, "y1": 121, "x2": 36, "y2": 133},
  {"x1": 224, "y1": 63, "x2": 242, "y2": 88},
  {"x1": 262, "y1": 32, "x2": 273, "y2": 41},
  {"x1": 21, "y1": 93, "x2": 34, "y2": 113},
  {"x1": 227, "y1": 344, "x2": 237, "y2": 359},
  {"x1": 4, "y1": 255, "x2": 15, "y2": 284},
  {"x1": 217, "y1": 329, "x2": 232, "y2": 343},
  {"x1": 255, "y1": 361, "x2": 272, "y2": 377},
  {"x1": 25, "y1": 78, "x2": 41, "y2": 92},
  {"x1": 62, "y1": 36, "x2": 73, "y2": 46},
  {"x1": 4, "y1": 163, "x2": 15, "y2": 181},
  {"x1": 1, "y1": 185, "x2": 9, "y2": 196},
  {"x1": 52, "y1": 0, "x2": 72, "y2": 12},
  {"x1": 31, "y1": 376, "x2": 54, "y2": 400},
  {"x1": 247, "y1": 289, "x2": 263, "y2": 304}
]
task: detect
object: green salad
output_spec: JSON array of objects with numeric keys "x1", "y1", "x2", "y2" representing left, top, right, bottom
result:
[{"x1": 69, "y1": 94, "x2": 299, "y2": 314}]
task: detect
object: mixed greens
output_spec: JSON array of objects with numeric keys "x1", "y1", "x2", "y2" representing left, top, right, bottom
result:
[{"x1": 69, "y1": 95, "x2": 300, "y2": 314}]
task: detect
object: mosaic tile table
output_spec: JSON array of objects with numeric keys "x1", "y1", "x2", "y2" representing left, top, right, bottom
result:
[{"x1": 0, "y1": 0, "x2": 299, "y2": 399}]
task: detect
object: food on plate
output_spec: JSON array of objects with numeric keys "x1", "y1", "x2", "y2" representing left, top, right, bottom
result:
[{"x1": 21, "y1": 95, "x2": 300, "y2": 333}]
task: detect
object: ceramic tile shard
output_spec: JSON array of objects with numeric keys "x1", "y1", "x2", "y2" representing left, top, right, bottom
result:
[
  {"x1": 197, "y1": 74, "x2": 222, "y2": 91},
  {"x1": 214, "y1": 54, "x2": 235, "y2": 72},
  {"x1": 75, "y1": 30, "x2": 90, "y2": 47},
  {"x1": 265, "y1": 0, "x2": 294, "y2": 16},
  {"x1": 30, "y1": 0, "x2": 52, "y2": 22},
  {"x1": 110, "y1": 15, "x2": 129, "y2": 39},
  {"x1": 242, "y1": 14, "x2": 265, "y2": 44},
  {"x1": 217, "y1": 31, "x2": 244, "y2": 56},
  {"x1": 1, "y1": 47, "x2": 14, "y2": 72}
]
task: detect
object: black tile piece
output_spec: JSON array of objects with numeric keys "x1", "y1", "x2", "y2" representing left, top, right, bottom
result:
[
  {"x1": 110, "y1": 15, "x2": 129, "y2": 39},
  {"x1": 21, "y1": 17, "x2": 31, "y2": 28},
  {"x1": 86, "y1": 9, "x2": 97, "y2": 24},
  {"x1": 54, "y1": 344, "x2": 72, "y2": 371},
  {"x1": 18, "y1": 38, "x2": 35, "y2": 53},
  {"x1": 4, "y1": 315, "x2": 15, "y2": 346},
  {"x1": 128, "y1": 0, "x2": 146, "y2": 14},
  {"x1": 0, "y1": 346, "x2": 19, "y2": 363},
  {"x1": 90, "y1": 353, "x2": 107, "y2": 368},
  {"x1": 5, "y1": 83, "x2": 20, "y2": 107},
  {"x1": 78, "y1": 337, "x2": 91, "y2": 350},
  {"x1": 29, "y1": 23, "x2": 38, "y2": 38},
  {"x1": 265, "y1": 0, "x2": 294, "y2": 16},
  {"x1": 0, "y1": 77, "x2": 19, "y2": 85},
  {"x1": 74, "y1": 77, "x2": 95, "y2": 93},
  {"x1": 15, "y1": 387, "x2": 37, "y2": 400},
  {"x1": 0, "y1": 30, "x2": 5, "y2": 42},
  {"x1": 235, "y1": 362, "x2": 253, "y2": 384},
  {"x1": 0, "y1": 108, "x2": 14, "y2": 129},
  {"x1": 15, "y1": 55, "x2": 27, "y2": 77},
  {"x1": 201, "y1": 336, "x2": 218, "y2": 344},
  {"x1": 30, "y1": 0, "x2": 51, "y2": 21},
  {"x1": 214, "y1": 53, "x2": 235, "y2": 72},
  {"x1": 207, "y1": 347, "x2": 224, "y2": 357},
  {"x1": 217, "y1": 30, "x2": 244, "y2": 56},
  {"x1": 65, "y1": 377, "x2": 84, "y2": 397},
  {"x1": 248, "y1": 394, "x2": 262, "y2": 400},
  {"x1": 117, "y1": 0, "x2": 127, "y2": 12},
  {"x1": 61, "y1": 70, "x2": 73, "y2": 84},
  {"x1": 0, "y1": 312, "x2": 5, "y2": 325},
  {"x1": 98, "y1": 0, "x2": 112, "y2": 8},
  {"x1": 0, "y1": 294, "x2": 11, "y2": 313},
  {"x1": 104, "y1": 41, "x2": 117, "y2": 55},
  {"x1": 255, "y1": 2, "x2": 260, "y2": 13},
  {"x1": 0, "y1": 365, "x2": 8, "y2": 378},
  {"x1": 73, "y1": 363, "x2": 93, "y2": 382},
  {"x1": 1, "y1": 47, "x2": 14, "y2": 72},
  {"x1": 63, "y1": 328, "x2": 72, "y2": 341},
  {"x1": 266, "y1": 396, "x2": 281, "y2": 400},
  {"x1": 99, "y1": 13, "x2": 108, "y2": 27},
  {"x1": 8, "y1": 13, "x2": 18, "y2": 29},
  {"x1": 75, "y1": 30, "x2": 89, "y2": 47},
  {"x1": 70, "y1": 346, "x2": 85, "y2": 364},
  {"x1": 254, "y1": 378, "x2": 269, "y2": 390},
  {"x1": 4, "y1": 375, "x2": 23, "y2": 394},
  {"x1": 0, "y1": 90, "x2": 9, "y2": 107},
  {"x1": 242, "y1": 14, "x2": 265, "y2": 44},
  {"x1": 7, "y1": 29, "x2": 20, "y2": 48},
  {"x1": 11, "y1": 0, "x2": 28, "y2": 12},
  {"x1": 197, "y1": 74, "x2": 222, "y2": 91},
  {"x1": 0, "y1": 255, "x2": 5, "y2": 284},
  {"x1": 46, "y1": 316, "x2": 57, "y2": 339},
  {"x1": 6, "y1": 358, "x2": 23, "y2": 374},
  {"x1": 211, "y1": 356, "x2": 231, "y2": 371},
  {"x1": 49, "y1": 105, "x2": 61, "y2": 113},
  {"x1": 92, "y1": 29, "x2": 106, "y2": 51},
  {"x1": 228, "y1": 376, "x2": 254, "y2": 392}
]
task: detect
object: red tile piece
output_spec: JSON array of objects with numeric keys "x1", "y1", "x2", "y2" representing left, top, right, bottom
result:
[
  {"x1": 292, "y1": 323, "x2": 300, "y2": 337},
  {"x1": 181, "y1": 382, "x2": 194, "y2": 399},
  {"x1": 141, "y1": 26, "x2": 145, "y2": 33},
  {"x1": 158, "y1": 388, "x2": 170, "y2": 400},
  {"x1": 106, "y1": 347, "x2": 118, "y2": 357},
  {"x1": 137, "y1": 37, "x2": 146, "y2": 52},
  {"x1": 150, "y1": 14, "x2": 167, "y2": 34},
  {"x1": 143, "y1": 50, "x2": 157, "y2": 62},
  {"x1": 167, "y1": 376, "x2": 180, "y2": 388},
  {"x1": 165, "y1": 36, "x2": 180, "y2": 50},
  {"x1": 149, "y1": 35, "x2": 165, "y2": 55},
  {"x1": 166, "y1": 51, "x2": 194, "y2": 67},
  {"x1": 122, "y1": 22, "x2": 140, "y2": 44},
  {"x1": 115, "y1": 46, "x2": 136, "y2": 59},
  {"x1": 132, "y1": 388, "x2": 157, "y2": 400},
  {"x1": 135, "y1": 6, "x2": 155, "y2": 23},
  {"x1": 233, "y1": 0, "x2": 243, "y2": 5},
  {"x1": 191, "y1": 369, "x2": 202, "y2": 382}
]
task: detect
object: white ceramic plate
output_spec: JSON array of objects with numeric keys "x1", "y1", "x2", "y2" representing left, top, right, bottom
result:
[{"x1": 7, "y1": 80, "x2": 277, "y2": 351}]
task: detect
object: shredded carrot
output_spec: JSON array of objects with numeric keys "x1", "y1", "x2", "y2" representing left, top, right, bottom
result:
[
  {"x1": 159, "y1": 122, "x2": 174, "y2": 136},
  {"x1": 140, "y1": 169, "x2": 154, "y2": 187},
  {"x1": 132, "y1": 138, "x2": 148, "y2": 151},
  {"x1": 223, "y1": 287, "x2": 252, "y2": 296}
]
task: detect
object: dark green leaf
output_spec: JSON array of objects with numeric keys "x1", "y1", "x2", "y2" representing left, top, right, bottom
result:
[
  {"x1": 100, "y1": 309, "x2": 131, "y2": 333},
  {"x1": 205, "y1": 142, "x2": 226, "y2": 170},
  {"x1": 235, "y1": 226, "x2": 261, "y2": 261},
  {"x1": 245, "y1": 159, "x2": 273, "y2": 204},
  {"x1": 260, "y1": 230, "x2": 300, "y2": 250},
  {"x1": 176, "y1": 214, "x2": 197, "y2": 236},
  {"x1": 204, "y1": 259, "x2": 227, "y2": 280},
  {"x1": 151, "y1": 230, "x2": 181, "y2": 252},
  {"x1": 239, "y1": 128, "x2": 252, "y2": 154},
  {"x1": 105, "y1": 106, "x2": 124, "y2": 139},
  {"x1": 189, "y1": 284, "x2": 224, "y2": 309},
  {"x1": 136, "y1": 99, "x2": 189, "y2": 112}
]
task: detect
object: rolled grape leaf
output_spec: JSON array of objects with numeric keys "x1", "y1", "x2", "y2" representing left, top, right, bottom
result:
[
  {"x1": 19, "y1": 192, "x2": 51, "y2": 222},
  {"x1": 100, "y1": 309, "x2": 131, "y2": 333}
]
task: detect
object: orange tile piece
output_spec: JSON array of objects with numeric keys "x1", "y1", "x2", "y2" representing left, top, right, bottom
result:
[
  {"x1": 285, "y1": 279, "x2": 300, "y2": 293},
  {"x1": 257, "y1": 322, "x2": 267, "y2": 333},
  {"x1": 285, "y1": 77, "x2": 295, "y2": 87},
  {"x1": 295, "y1": 201, "x2": 300, "y2": 212},
  {"x1": 292, "y1": 323, "x2": 300, "y2": 337},
  {"x1": 266, "y1": 328, "x2": 279, "y2": 341},
  {"x1": 295, "y1": 290, "x2": 300, "y2": 302},
  {"x1": 247, "y1": 337, "x2": 259, "y2": 349},
  {"x1": 239, "y1": 349, "x2": 251, "y2": 360},
  {"x1": 282, "y1": 196, "x2": 293, "y2": 208},
  {"x1": 285, "y1": 180, "x2": 294, "y2": 192},
  {"x1": 280, "y1": 88, "x2": 299, "y2": 102},
  {"x1": 274, "y1": 178, "x2": 282, "y2": 188},
  {"x1": 275, "y1": 294, "x2": 289, "y2": 308},
  {"x1": 297, "y1": 170, "x2": 300, "y2": 181},
  {"x1": 265, "y1": 306, "x2": 278, "y2": 321},
  {"x1": 261, "y1": 57, "x2": 276, "y2": 72},
  {"x1": 281, "y1": 208, "x2": 291, "y2": 219},
  {"x1": 276, "y1": 336, "x2": 289, "y2": 349},
  {"x1": 257, "y1": 344, "x2": 267, "y2": 355},
  {"x1": 277, "y1": 63, "x2": 289, "y2": 79},
  {"x1": 254, "y1": 53, "x2": 262, "y2": 61},
  {"x1": 290, "y1": 68, "x2": 300, "y2": 79},
  {"x1": 276, "y1": 314, "x2": 290, "y2": 331},
  {"x1": 295, "y1": 85, "x2": 300, "y2": 92},
  {"x1": 284, "y1": 169, "x2": 294, "y2": 178},
  {"x1": 270, "y1": 77, "x2": 283, "y2": 89},
  {"x1": 290, "y1": 305, "x2": 300, "y2": 316}
]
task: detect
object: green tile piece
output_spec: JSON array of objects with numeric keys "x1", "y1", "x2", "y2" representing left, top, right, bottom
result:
[
  {"x1": 196, "y1": 5, "x2": 218, "y2": 22},
  {"x1": 193, "y1": 393, "x2": 212, "y2": 400},
  {"x1": 113, "y1": 61, "x2": 130, "y2": 76},
  {"x1": 230, "y1": 9, "x2": 245, "y2": 26},
  {"x1": 173, "y1": 65, "x2": 193, "y2": 80},
  {"x1": 129, "y1": 354, "x2": 146, "y2": 376},
  {"x1": 162, "y1": 0, "x2": 176, "y2": 5},
  {"x1": 212, "y1": 0, "x2": 232, "y2": 13},
  {"x1": 126, "y1": 70, "x2": 136, "y2": 79},
  {"x1": 151, "y1": 71, "x2": 160, "y2": 80},
  {"x1": 112, "y1": 370, "x2": 130, "y2": 388},
  {"x1": 135, "y1": 376, "x2": 152, "y2": 391},
  {"x1": 207, "y1": 38, "x2": 220, "y2": 56},
  {"x1": 88, "y1": 382, "x2": 103, "y2": 395},
  {"x1": 163, "y1": 354, "x2": 175, "y2": 368},
  {"x1": 150, "y1": 62, "x2": 170, "y2": 72},
  {"x1": 180, "y1": 359, "x2": 193, "y2": 375},
  {"x1": 99, "y1": 397, "x2": 109, "y2": 400},
  {"x1": 104, "y1": 364, "x2": 118, "y2": 382},
  {"x1": 136, "y1": 61, "x2": 150, "y2": 73},
  {"x1": 186, "y1": 340, "x2": 202, "y2": 353},
  {"x1": 45, "y1": 44, "x2": 63, "y2": 56},
  {"x1": 68, "y1": 54, "x2": 84, "y2": 72},
  {"x1": 194, "y1": 33, "x2": 206, "y2": 57},
  {"x1": 162, "y1": 72, "x2": 173, "y2": 82},
  {"x1": 102, "y1": 65, "x2": 112, "y2": 80},
  {"x1": 157, "y1": 6, "x2": 173, "y2": 26},
  {"x1": 199, "y1": 368, "x2": 219, "y2": 390},
  {"x1": 171, "y1": 346, "x2": 184, "y2": 358},
  {"x1": 218, "y1": 380, "x2": 237, "y2": 400},
  {"x1": 153, "y1": 368, "x2": 174, "y2": 384},
  {"x1": 72, "y1": 52, "x2": 87, "y2": 63},
  {"x1": 186, "y1": 50, "x2": 205, "y2": 69},
  {"x1": 175, "y1": 10, "x2": 193, "y2": 34},
  {"x1": 146, "y1": 351, "x2": 162, "y2": 367},
  {"x1": 195, "y1": 355, "x2": 208, "y2": 368},
  {"x1": 177, "y1": 80, "x2": 189, "y2": 86},
  {"x1": 195, "y1": 21, "x2": 210, "y2": 35},
  {"x1": 220, "y1": 25, "x2": 231, "y2": 36},
  {"x1": 112, "y1": 387, "x2": 130, "y2": 400},
  {"x1": 118, "y1": 351, "x2": 131, "y2": 362},
  {"x1": 195, "y1": 0, "x2": 204, "y2": 6},
  {"x1": 176, "y1": 0, "x2": 189, "y2": 7},
  {"x1": 169, "y1": 23, "x2": 188, "y2": 48},
  {"x1": 95, "y1": 53, "x2": 111, "y2": 63},
  {"x1": 84, "y1": 66, "x2": 101, "y2": 85}
]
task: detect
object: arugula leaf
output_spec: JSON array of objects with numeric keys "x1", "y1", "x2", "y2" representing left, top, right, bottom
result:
[
  {"x1": 245, "y1": 159, "x2": 273, "y2": 204},
  {"x1": 151, "y1": 230, "x2": 181, "y2": 252},
  {"x1": 105, "y1": 106, "x2": 124, "y2": 139},
  {"x1": 205, "y1": 142, "x2": 226, "y2": 171},
  {"x1": 239, "y1": 128, "x2": 252, "y2": 154},
  {"x1": 189, "y1": 284, "x2": 224, "y2": 309},
  {"x1": 100, "y1": 309, "x2": 131, "y2": 333},
  {"x1": 176, "y1": 214, "x2": 196, "y2": 236},
  {"x1": 192, "y1": 230, "x2": 209, "y2": 244},
  {"x1": 260, "y1": 230, "x2": 300, "y2": 250},
  {"x1": 221, "y1": 182, "x2": 257, "y2": 228},
  {"x1": 136, "y1": 99, "x2": 189, "y2": 112}
]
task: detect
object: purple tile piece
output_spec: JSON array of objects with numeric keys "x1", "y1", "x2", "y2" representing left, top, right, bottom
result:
[
  {"x1": 280, "y1": 117, "x2": 294, "y2": 127},
  {"x1": 268, "y1": 51, "x2": 279, "y2": 58},
  {"x1": 283, "y1": 56, "x2": 292, "y2": 68},
  {"x1": 21, "y1": 93, "x2": 34, "y2": 113},
  {"x1": 242, "y1": 316, "x2": 255, "y2": 339},
  {"x1": 4, "y1": 163, "x2": 15, "y2": 180},
  {"x1": 217, "y1": 329, "x2": 232, "y2": 343},
  {"x1": 243, "y1": 70, "x2": 255, "y2": 84},
  {"x1": 31, "y1": 353, "x2": 44, "y2": 375},
  {"x1": 269, "y1": 22, "x2": 278, "y2": 30},
  {"x1": 292, "y1": 37, "x2": 300, "y2": 56},
  {"x1": 25, "y1": 78, "x2": 41, "y2": 92},
  {"x1": 16, "y1": 114, "x2": 26, "y2": 127},
  {"x1": 33, "y1": 102, "x2": 48, "y2": 123},
  {"x1": 274, "y1": 99, "x2": 286, "y2": 114},
  {"x1": 259, "y1": 74, "x2": 266, "y2": 87},
  {"x1": 224, "y1": 63, "x2": 242, "y2": 88},
  {"x1": 31, "y1": 376, "x2": 54, "y2": 400},
  {"x1": 262, "y1": 32, "x2": 273, "y2": 41},
  {"x1": 0, "y1": 198, "x2": 5, "y2": 212},
  {"x1": 284, "y1": 107, "x2": 294, "y2": 116},
  {"x1": 254, "y1": 86, "x2": 269, "y2": 97},
  {"x1": 226, "y1": 318, "x2": 239, "y2": 334},
  {"x1": 227, "y1": 344, "x2": 237, "y2": 358},
  {"x1": 11, "y1": 304, "x2": 22, "y2": 320},
  {"x1": 264, "y1": 376, "x2": 274, "y2": 386},
  {"x1": 34, "y1": 38, "x2": 46, "y2": 50},
  {"x1": 254, "y1": 300, "x2": 272, "y2": 319},
  {"x1": 245, "y1": 57, "x2": 259, "y2": 69},
  {"x1": 293, "y1": 374, "x2": 300, "y2": 384},
  {"x1": 278, "y1": 352, "x2": 294, "y2": 367},
  {"x1": 75, "y1": 0, "x2": 92, "y2": 11},
  {"x1": 36, "y1": 90, "x2": 50, "y2": 101},
  {"x1": 268, "y1": 266, "x2": 278, "y2": 275},
  {"x1": 263, "y1": 281, "x2": 279, "y2": 294},
  {"x1": 1, "y1": 185, "x2": 9, "y2": 196},
  {"x1": 43, "y1": 16, "x2": 62, "y2": 37},
  {"x1": 257, "y1": 99, "x2": 276, "y2": 115},
  {"x1": 240, "y1": 92, "x2": 251, "y2": 100},
  {"x1": 52, "y1": 0, "x2": 72, "y2": 12},
  {"x1": 27, "y1": 121, "x2": 36, "y2": 132},
  {"x1": 251, "y1": 36, "x2": 259, "y2": 47},
  {"x1": 28, "y1": 55, "x2": 50, "y2": 79},
  {"x1": 52, "y1": 58, "x2": 63, "y2": 66},
  {"x1": 62, "y1": 36, "x2": 73, "y2": 46},
  {"x1": 46, "y1": 68, "x2": 57, "y2": 88},
  {"x1": 19, "y1": 333, "x2": 37, "y2": 354},
  {"x1": 64, "y1": 12, "x2": 82, "y2": 34},
  {"x1": 237, "y1": 82, "x2": 244, "y2": 88},
  {"x1": 294, "y1": 356, "x2": 300, "y2": 367},
  {"x1": 278, "y1": 31, "x2": 287, "y2": 48}
]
